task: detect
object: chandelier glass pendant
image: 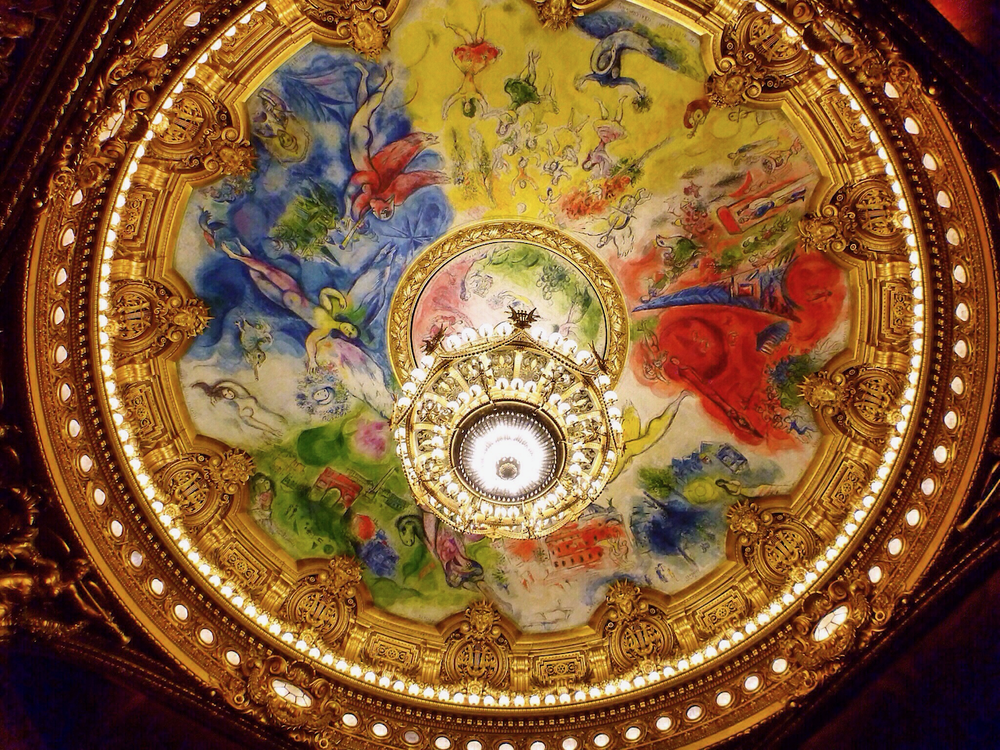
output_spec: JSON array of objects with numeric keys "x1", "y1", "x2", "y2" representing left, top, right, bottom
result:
[{"x1": 392, "y1": 309, "x2": 623, "y2": 539}]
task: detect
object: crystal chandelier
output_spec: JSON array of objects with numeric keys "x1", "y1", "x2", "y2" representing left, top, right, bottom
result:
[{"x1": 393, "y1": 309, "x2": 623, "y2": 539}]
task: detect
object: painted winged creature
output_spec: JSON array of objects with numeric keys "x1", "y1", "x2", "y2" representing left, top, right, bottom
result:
[
  {"x1": 198, "y1": 208, "x2": 243, "y2": 255},
  {"x1": 213, "y1": 238, "x2": 359, "y2": 365},
  {"x1": 342, "y1": 64, "x2": 447, "y2": 246},
  {"x1": 217, "y1": 242, "x2": 394, "y2": 416}
]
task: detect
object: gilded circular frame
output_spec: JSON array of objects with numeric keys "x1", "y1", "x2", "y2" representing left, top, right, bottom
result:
[
  {"x1": 21, "y1": 0, "x2": 998, "y2": 748},
  {"x1": 386, "y1": 220, "x2": 631, "y2": 385}
]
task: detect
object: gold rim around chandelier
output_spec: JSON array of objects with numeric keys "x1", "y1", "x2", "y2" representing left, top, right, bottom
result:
[{"x1": 387, "y1": 220, "x2": 631, "y2": 387}]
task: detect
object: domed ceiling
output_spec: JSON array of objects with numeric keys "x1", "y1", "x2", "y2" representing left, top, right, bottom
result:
[
  {"x1": 20, "y1": 0, "x2": 998, "y2": 747},
  {"x1": 172, "y1": 0, "x2": 846, "y2": 632}
]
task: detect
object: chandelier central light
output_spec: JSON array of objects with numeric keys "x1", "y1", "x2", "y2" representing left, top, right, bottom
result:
[{"x1": 392, "y1": 308, "x2": 623, "y2": 539}]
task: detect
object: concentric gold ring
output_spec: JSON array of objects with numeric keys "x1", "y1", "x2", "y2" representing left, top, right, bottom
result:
[{"x1": 387, "y1": 220, "x2": 630, "y2": 386}]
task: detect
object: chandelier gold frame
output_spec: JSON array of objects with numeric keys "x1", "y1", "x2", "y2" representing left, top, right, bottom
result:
[
  {"x1": 393, "y1": 317, "x2": 624, "y2": 539},
  {"x1": 387, "y1": 220, "x2": 631, "y2": 387}
]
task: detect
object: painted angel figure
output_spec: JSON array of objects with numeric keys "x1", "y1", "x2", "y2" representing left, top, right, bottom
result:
[{"x1": 342, "y1": 64, "x2": 448, "y2": 246}]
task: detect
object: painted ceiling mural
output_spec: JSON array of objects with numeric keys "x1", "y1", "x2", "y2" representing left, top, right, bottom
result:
[
  {"x1": 25, "y1": 0, "x2": 1000, "y2": 743},
  {"x1": 173, "y1": 0, "x2": 849, "y2": 632}
]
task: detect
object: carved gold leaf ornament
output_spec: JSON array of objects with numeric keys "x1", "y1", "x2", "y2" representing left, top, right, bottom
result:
[
  {"x1": 149, "y1": 86, "x2": 257, "y2": 178},
  {"x1": 726, "y1": 500, "x2": 822, "y2": 589},
  {"x1": 441, "y1": 600, "x2": 512, "y2": 691},
  {"x1": 708, "y1": 7, "x2": 813, "y2": 107},
  {"x1": 222, "y1": 655, "x2": 343, "y2": 746},
  {"x1": 601, "y1": 580, "x2": 677, "y2": 674},
  {"x1": 0, "y1": 419, "x2": 125, "y2": 642},
  {"x1": 17, "y1": 0, "x2": 996, "y2": 745},
  {"x1": 295, "y1": 0, "x2": 397, "y2": 57},
  {"x1": 798, "y1": 178, "x2": 908, "y2": 260},
  {"x1": 282, "y1": 557, "x2": 361, "y2": 642},
  {"x1": 107, "y1": 279, "x2": 210, "y2": 363},
  {"x1": 526, "y1": 0, "x2": 605, "y2": 29},
  {"x1": 801, "y1": 366, "x2": 904, "y2": 449}
]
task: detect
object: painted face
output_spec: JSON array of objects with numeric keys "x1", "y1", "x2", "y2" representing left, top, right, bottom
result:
[
  {"x1": 312, "y1": 387, "x2": 336, "y2": 405},
  {"x1": 251, "y1": 90, "x2": 310, "y2": 162},
  {"x1": 398, "y1": 520, "x2": 418, "y2": 547},
  {"x1": 466, "y1": 271, "x2": 493, "y2": 298},
  {"x1": 370, "y1": 197, "x2": 395, "y2": 221}
]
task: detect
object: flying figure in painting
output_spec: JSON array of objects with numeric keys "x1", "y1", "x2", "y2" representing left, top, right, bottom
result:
[
  {"x1": 190, "y1": 379, "x2": 286, "y2": 439},
  {"x1": 485, "y1": 50, "x2": 557, "y2": 133},
  {"x1": 504, "y1": 51, "x2": 556, "y2": 115},
  {"x1": 574, "y1": 11, "x2": 693, "y2": 107},
  {"x1": 441, "y1": 10, "x2": 502, "y2": 119},
  {"x1": 236, "y1": 318, "x2": 272, "y2": 380},
  {"x1": 600, "y1": 188, "x2": 650, "y2": 256},
  {"x1": 608, "y1": 390, "x2": 691, "y2": 482},
  {"x1": 198, "y1": 209, "x2": 244, "y2": 256},
  {"x1": 204, "y1": 223, "x2": 393, "y2": 416},
  {"x1": 213, "y1": 239, "x2": 359, "y2": 362},
  {"x1": 582, "y1": 96, "x2": 628, "y2": 177},
  {"x1": 343, "y1": 64, "x2": 448, "y2": 246}
]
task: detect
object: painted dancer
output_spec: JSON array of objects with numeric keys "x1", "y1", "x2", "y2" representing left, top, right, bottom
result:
[
  {"x1": 441, "y1": 10, "x2": 502, "y2": 119},
  {"x1": 343, "y1": 64, "x2": 447, "y2": 245}
]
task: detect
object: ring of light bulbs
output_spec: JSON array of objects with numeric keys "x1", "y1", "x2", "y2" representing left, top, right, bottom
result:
[
  {"x1": 392, "y1": 321, "x2": 623, "y2": 539},
  {"x1": 457, "y1": 407, "x2": 560, "y2": 500},
  {"x1": 91, "y1": 0, "x2": 927, "y2": 709}
]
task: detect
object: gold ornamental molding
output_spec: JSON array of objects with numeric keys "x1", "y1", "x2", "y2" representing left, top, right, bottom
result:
[
  {"x1": 292, "y1": 0, "x2": 405, "y2": 58},
  {"x1": 526, "y1": 0, "x2": 610, "y2": 29},
  {"x1": 16, "y1": 0, "x2": 999, "y2": 747}
]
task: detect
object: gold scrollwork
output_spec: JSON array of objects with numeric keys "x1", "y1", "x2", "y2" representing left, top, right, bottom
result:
[
  {"x1": 726, "y1": 500, "x2": 821, "y2": 589},
  {"x1": 708, "y1": 8, "x2": 813, "y2": 108},
  {"x1": 798, "y1": 178, "x2": 907, "y2": 260},
  {"x1": 107, "y1": 279, "x2": 210, "y2": 364},
  {"x1": 441, "y1": 600, "x2": 512, "y2": 692},
  {"x1": 532, "y1": 651, "x2": 589, "y2": 687},
  {"x1": 295, "y1": 0, "x2": 402, "y2": 58},
  {"x1": 524, "y1": 0, "x2": 606, "y2": 29},
  {"x1": 281, "y1": 556, "x2": 362, "y2": 643},
  {"x1": 120, "y1": 382, "x2": 169, "y2": 449},
  {"x1": 876, "y1": 278, "x2": 916, "y2": 345},
  {"x1": 149, "y1": 86, "x2": 255, "y2": 177},
  {"x1": 801, "y1": 364, "x2": 904, "y2": 449},
  {"x1": 824, "y1": 458, "x2": 873, "y2": 521},
  {"x1": 780, "y1": 573, "x2": 897, "y2": 696},
  {"x1": 600, "y1": 580, "x2": 676, "y2": 674},
  {"x1": 221, "y1": 655, "x2": 341, "y2": 747},
  {"x1": 216, "y1": 539, "x2": 269, "y2": 591},
  {"x1": 157, "y1": 449, "x2": 254, "y2": 529},
  {"x1": 0, "y1": 428, "x2": 126, "y2": 642},
  {"x1": 692, "y1": 588, "x2": 750, "y2": 639},
  {"x1": 365, "y1": 632, "x2": 422, "y2": 674}
]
